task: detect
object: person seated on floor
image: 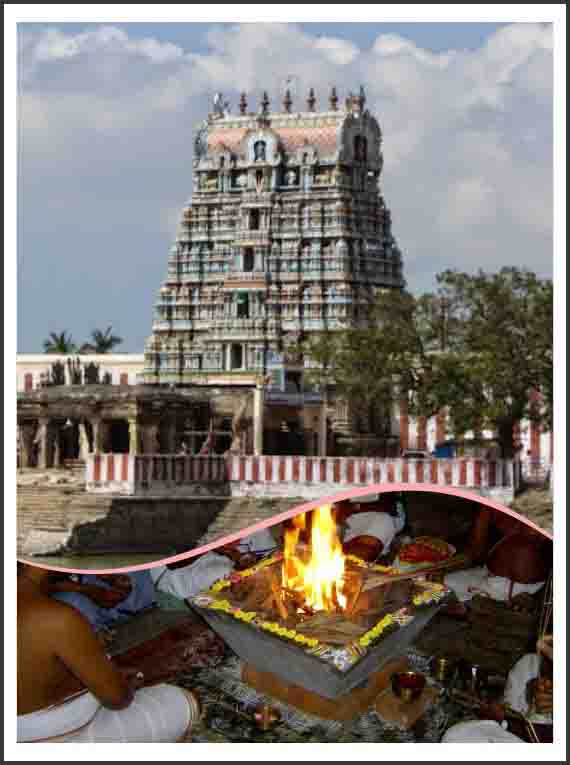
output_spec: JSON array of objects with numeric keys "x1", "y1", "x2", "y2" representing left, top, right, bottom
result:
[
  {"x1": 441, "y1": 634, "x2": 553, "y2": 743},
  {"x1": 150, "y1": 528, "x2": 278, "y2": 604},
  {"x1": 444, "y1": 531, "x2": 549, "y2": 607},
  {"x1": 43, "y1": 570, "x2": 156, "y2": 636},
  {"x1": 17, "y1": 563, "x2": 200, "y2": 743},
  {"x1": 333, "y1": 494, "x2": 407, "y2": 562}
]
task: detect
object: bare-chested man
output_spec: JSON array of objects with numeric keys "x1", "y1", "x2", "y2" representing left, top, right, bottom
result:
[{"x1": 17, "y1": 563, "x2": 199, "y2": 743}]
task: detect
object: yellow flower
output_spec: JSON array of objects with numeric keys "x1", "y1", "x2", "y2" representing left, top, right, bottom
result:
[
  {"x1": 210, "y1": 579, "x2": 230, "y2": 594},
  {"x1": 210, "y1": 599, "x2": 231, "y2": 611}
]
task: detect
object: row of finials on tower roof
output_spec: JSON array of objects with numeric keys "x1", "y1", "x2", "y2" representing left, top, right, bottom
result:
[{"x1": 212, "y1": 85, "x2": 367, "y2": 118}]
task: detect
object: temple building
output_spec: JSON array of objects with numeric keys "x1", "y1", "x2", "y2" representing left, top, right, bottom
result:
[
  {"x1": 143, "y1": 86, "x2": 404, "y2": 394},
  {"x1": 16, "y1": 88, "x2": 553, "y2": 469}
]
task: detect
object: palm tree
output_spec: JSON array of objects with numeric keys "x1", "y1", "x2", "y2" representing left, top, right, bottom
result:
[
  {"x1": 43, "y1": 331, "x2": 77, "y2": 354},
  {"x1": 85, "y1": 326, "x2": 123, "y2": 354}
]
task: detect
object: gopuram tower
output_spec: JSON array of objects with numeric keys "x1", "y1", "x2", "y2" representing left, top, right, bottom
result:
[{"x1": 143, "y1": 87, "x2": 404, "y2": 397}]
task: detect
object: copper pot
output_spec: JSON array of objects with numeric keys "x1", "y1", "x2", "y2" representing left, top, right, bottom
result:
[{"x1": 391, "y1": 671, "x2": 426, "y2": 703}]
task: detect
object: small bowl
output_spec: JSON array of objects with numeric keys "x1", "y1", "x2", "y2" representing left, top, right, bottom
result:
[{"x1": 391, "y1": 671, "x2": 427, "y2": 703}]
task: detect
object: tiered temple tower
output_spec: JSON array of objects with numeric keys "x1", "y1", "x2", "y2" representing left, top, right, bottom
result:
[{"x1": 143, "y1": 87, "x2": 404, "y2": 390}]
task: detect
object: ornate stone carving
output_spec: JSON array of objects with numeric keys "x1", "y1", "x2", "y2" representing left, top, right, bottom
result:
[{"x1": 144, "y1": 88, "x2": 404, "y2": 385}]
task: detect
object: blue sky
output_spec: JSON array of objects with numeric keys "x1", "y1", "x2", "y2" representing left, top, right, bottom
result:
[
  {"x1": 21, "y1": 22, "x2": 510, "y2": 54},
  {"x1": 16, "y1": 21, "x2": 553, "y2": 352}
]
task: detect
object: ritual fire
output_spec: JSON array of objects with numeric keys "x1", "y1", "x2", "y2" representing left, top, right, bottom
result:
[
  {"x1": 282, "y1": 505, "x2": 347, "y2": 613},
  {"x1": 192, "y1": 506, "x2": 452, "y2": 699}
]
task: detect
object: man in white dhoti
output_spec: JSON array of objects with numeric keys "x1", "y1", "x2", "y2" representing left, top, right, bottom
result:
[
  {"x1": 17, "y1": 564, "x2": 200, "y2": 743},
  {"x1": 151, "y1": 528, "x2": 278, "y2": 603},
  {"x1": 334, "y1": 495, "x2": 407, "y2": 562},
  {"x1": 441, "y1": 635, "x2": 553, "y2": 743},
  {"x1": 444, "y1": 532, "x2": 548, "y2": 605}
]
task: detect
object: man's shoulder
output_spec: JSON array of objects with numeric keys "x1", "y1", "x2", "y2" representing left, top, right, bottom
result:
[{"x1": 36, "y1": 594, "x2": 87, "y2": 631}]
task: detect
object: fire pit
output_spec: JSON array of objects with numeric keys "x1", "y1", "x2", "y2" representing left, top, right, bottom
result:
[{"x1": 192, "y1": 505, "x2": 451, "y2": 700}]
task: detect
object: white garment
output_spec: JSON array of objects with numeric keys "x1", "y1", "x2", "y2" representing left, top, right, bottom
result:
[
  {"x1": 441, "y1": 720, "x2": 524, "y2": 743},
  {"x1": 18, "y1": 684, "x2": 197, "y2": 743},
  {"x1": 343, "y1": 510, "x2": 405, "y2": 552},
  {"x1": 236, "y1": 528, "x2": 277, "y2": 554},
  {"x1": 151, "y1": 530, "x2": 277, "y2": 601},
  {"x1": 17, "y1": 691, "x2": 99, "y2": 742},
  {"x1": 151, "y1": 552, "x2": 234, "y2": 601},
  {"x1": 504, "y1": 653, "x2": 541, "y2": 715},
  {"x1": 444, "y1": 566, "x2": 545, "y2": 603}
]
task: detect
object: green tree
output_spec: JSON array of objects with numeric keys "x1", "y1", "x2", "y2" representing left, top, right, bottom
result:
[
  {"x1": 413, "y1": 268, "x2": 553, "y2": 457},
  {"x1": 303, "y1": 268, "x2": 553, "y2": 459},
  {"x1": 43, "y1": 331, "x2": 76, "y2": 354},
  {"x1": 302, "y1": 290, "x2": 421, "y2": 432},
  {"x1": 80, "y1": 326, "x2": 123, "y2": 354}
]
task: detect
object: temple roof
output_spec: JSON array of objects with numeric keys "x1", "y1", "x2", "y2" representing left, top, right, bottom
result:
[{"x1": 206, "y1": 113, "x2": 343, "y2": 158}]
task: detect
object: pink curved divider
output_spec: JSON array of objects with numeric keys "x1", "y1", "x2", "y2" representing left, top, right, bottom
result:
[{"x1": 18, "y1": 483, "x2": 552, "y2": 575}]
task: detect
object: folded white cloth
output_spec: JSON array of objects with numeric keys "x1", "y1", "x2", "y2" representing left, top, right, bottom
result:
[
  {"x1": 444, "y1": 566, "x2": 545, "y2": 603},
  {"x1": 151, "y1": 552, "x2": 234, "y2": 601},
  {"x1": 441, "y1": 720, "x2": 524, "y2": 743},
  {"x1": 504, "y1": 653, "x2": 541, "y2": 715},
  {"x1": 343, "y1": 510, "x2": 405, "y2": 552},
  {"x1": 18, "y1": 685, "x2": 198, "y2": 743},
  {"x1": 18, "y1": 691, "x2": 99, "y2": 742}
]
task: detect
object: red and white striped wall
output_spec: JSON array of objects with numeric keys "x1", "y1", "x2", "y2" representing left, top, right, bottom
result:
[
  {"x1": 86, "y1": 454, "x2": 227, "y2": 494},
  {"x1": 224, "y1": 455, "x2": 515, "y2": 493},
  {"x1": 86, "y1": 453, "x2": 517, "y2": 503},
  {"x1": 86, "y1": 453, "x2": 136, "y2": 494},
  {"x1": 396, "y1": 402, "x2": 553, "y2": 465},
  {"x1": 134, "y1": 454, "x2": 227, "y2": 486}
]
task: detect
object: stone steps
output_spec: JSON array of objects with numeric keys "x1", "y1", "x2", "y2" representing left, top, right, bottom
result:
[
  {"x1": 17, "y1": 486, "x2": 114, "y2": 556},
  {"x1": 196, "y1": 496, "x2": 302, "y2": 548}
]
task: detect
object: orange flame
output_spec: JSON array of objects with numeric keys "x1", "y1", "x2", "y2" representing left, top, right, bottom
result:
[{"x1": 282, "y1": 505, "x2": 346, "y2": 612}]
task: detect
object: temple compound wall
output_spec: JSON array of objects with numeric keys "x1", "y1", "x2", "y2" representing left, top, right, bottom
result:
[{"x1": 85, "y1": 453, "x2": 519, "y2": 505}]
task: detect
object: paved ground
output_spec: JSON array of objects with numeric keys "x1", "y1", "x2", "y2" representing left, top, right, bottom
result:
[
  {"x1": 510, "y1": 488, "x2": 553, "y2": 536},
  {"x1": 109, "y1": 606, "x2": 475, "y2": 743}
]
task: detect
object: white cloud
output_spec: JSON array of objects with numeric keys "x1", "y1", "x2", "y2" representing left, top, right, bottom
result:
[
  {"x1": 17, "y1": 22, "x2": 553, "y2": 351},
  {"x1": 314, "y1": 36, "x2": 359, "y2": 66}
]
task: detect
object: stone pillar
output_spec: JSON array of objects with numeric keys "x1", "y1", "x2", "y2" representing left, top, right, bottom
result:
[
  {"x1": 35, "y1": 417, "x2": 50, "y2": 469},
  {"x1": 128, "y1": 418, "x2": 140, "y2": 455},
  {"x1": 53, "y1": 425, "x2": 62, "y2": 467},
  {"x1": 78, "y1": 422, "x2": 91, "y2": 461},
  {"x1": 253, "y1": 385, "x2": 264, "y2": 456},
  {"x1": 164, "y1": 417, "x2": 177, "y2": 454},
  {"x1": 100, "y1": 421, "x2": 111, "y2": 454},
  {"x1": 141, "y1": 423, "x2": 160, "y2": 454},
  {"x1": 91, "y1": 418, "x2": 103, "y2": 455},
  {"x1": 18, "y1": 422, "x2": 37, "y2": 468},
  {"x1": 318, "y1": 390, "x2": 328, "y2": 457}
]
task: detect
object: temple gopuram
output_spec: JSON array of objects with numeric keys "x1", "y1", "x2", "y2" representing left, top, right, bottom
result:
[{"x1": 143, "y1": 87, "x2": 404, "y2": 390}]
